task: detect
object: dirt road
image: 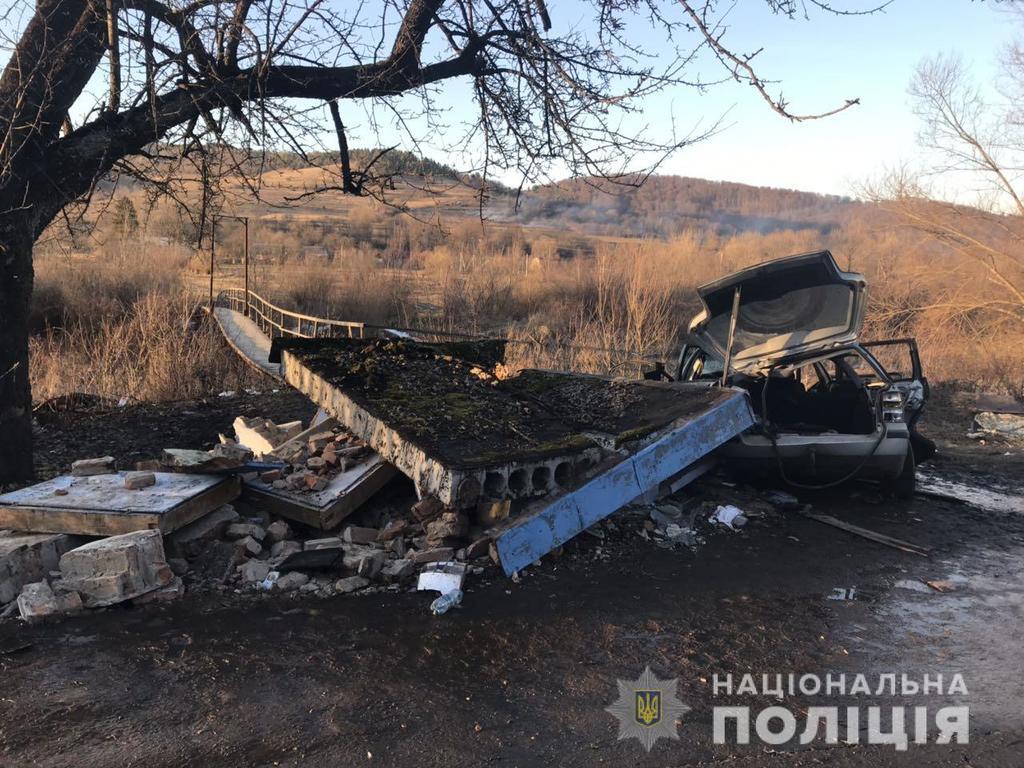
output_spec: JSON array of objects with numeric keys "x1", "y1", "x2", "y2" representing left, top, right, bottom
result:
[{"x1": 2, "y1": 395, "x2": 1022, "y2": 767}]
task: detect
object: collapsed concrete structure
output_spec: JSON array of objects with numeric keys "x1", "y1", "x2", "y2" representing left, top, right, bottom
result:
[
  {"x1": 273, "y1": 338, "x2": 740, "y2": 507},
  {"x1": 273, "y1": 337, "x2": 756, "y2": 573}
]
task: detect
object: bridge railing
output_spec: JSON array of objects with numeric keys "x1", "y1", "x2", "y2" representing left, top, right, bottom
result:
[{"x1": 215, "y1": 289, "x2": 368, "y2": 340}]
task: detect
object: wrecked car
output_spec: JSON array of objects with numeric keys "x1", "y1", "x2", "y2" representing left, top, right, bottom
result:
[{"x1": 676, "y1": 250, "x2": 933, "y2": 497}]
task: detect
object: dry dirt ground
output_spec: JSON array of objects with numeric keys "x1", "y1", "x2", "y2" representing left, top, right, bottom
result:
[{"x1": 1, "y1": 393, "x2": 1023, "y2": 767}]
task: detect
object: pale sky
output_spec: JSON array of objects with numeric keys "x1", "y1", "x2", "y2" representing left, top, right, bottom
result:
[
  {"x1": 384, "y1": 0, "x2": 1015, "y2": 198},
  {"x1": 652, "y1": 0, "x2": 1012, "y2": 197}
]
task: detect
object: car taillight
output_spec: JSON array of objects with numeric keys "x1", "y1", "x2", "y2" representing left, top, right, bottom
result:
[{"x1": 881, "y1": 388, "x2": 905, "y2": 423}]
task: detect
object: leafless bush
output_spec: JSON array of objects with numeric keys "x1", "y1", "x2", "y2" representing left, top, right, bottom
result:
[{"x1": 30, "y1": 291, "x2": 258, "y2": 403}]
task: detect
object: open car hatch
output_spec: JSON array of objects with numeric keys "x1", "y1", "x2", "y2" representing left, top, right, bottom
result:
[{"x1": 688, "y1": 250, "x2": 867, "y2": 374}]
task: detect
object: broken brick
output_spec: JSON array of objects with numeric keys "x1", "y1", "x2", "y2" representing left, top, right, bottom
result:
[
  {"x1": 411, "y1": 497, "x2": 445, "y2": 523},
  {"x1": 71, "y1": 456, "x2": 116, "y2": 477},
  {"x1": 123, "y1": 471, "x2": 156, "y2": 490}
]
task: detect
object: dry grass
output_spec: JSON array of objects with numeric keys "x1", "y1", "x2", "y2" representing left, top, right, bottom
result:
[
  {"x1": 29, "y1": 185, "x2": 1024, "y2": 403},
  {"x1": 30, "y1": 252, "x2": 259, "y2": 404}
]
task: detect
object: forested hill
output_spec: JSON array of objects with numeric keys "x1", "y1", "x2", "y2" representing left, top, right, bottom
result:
[{"x1": 499, "y1": 175, "x2": 858, "y2": 238}]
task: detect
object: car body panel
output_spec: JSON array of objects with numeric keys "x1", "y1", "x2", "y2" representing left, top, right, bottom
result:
[{"x1": 688, "y1": 250, "x2": 867, "y2": 375}]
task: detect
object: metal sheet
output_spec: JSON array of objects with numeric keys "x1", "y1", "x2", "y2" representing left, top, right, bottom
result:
[{"x1": 493, "y1": 390, "x2": 755, "y2": 575}]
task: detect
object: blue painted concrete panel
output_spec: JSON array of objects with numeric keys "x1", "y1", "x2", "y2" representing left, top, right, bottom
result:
[{"x1": 494, "y1": 390, "x2": 755, "y2": 575}]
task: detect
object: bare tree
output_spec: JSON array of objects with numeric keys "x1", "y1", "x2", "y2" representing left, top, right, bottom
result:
[
  {"x1": 0, "y1": 0, "x2": 872, "y2": 482},
  {"x1": 869, "y1": 53, "x2": 1024, "y2": 335}
]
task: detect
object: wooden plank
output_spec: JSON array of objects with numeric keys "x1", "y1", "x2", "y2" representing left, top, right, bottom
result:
[{"x1": 799, "y1": 510, "x2": 931, "y2": 557}]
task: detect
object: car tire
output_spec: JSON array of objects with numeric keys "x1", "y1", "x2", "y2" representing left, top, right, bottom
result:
[{"x1": 890, "y1": 445, "x2": 916, "y2": 500}]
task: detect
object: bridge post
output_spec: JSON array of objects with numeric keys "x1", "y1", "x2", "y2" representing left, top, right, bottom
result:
[{"x1": 243, "y1": 217, "x2": 250, "y2": 318}]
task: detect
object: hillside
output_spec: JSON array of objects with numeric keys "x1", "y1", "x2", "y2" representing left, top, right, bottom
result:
[{"x1": 498, "y1": 175, "x2": 858, "y2": 238}]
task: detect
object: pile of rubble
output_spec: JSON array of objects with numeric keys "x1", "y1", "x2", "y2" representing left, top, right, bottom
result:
[
  {"x1": 0, "y1": 410, "x2": 506, "y2": 622},
  {"x1": 251, "y1": 423, "x2": 373, "y2": 494}
]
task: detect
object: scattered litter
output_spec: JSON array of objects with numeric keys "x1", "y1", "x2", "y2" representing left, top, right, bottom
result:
[
  {"x1": 925, "y1": 579, "x2": 957, "y2": 593},
  {"x1": 430, "y1": 589, "x2": 463, "y2": 615},
  {"x1": 709, "y1": 505, "x2": 747, "y2": 530},
  {"x1": 828, "y1": 587, "x2": 857, "y2": 601},
  {"x1": 971, "y1": 411, "x2": 1024, "y2": 441},
  {"x1": 417, "y1": 561, "x2": 466, "y2": 593},
  {"x1": 259, "y1": 571, "x2": 281, "y2": 590}
]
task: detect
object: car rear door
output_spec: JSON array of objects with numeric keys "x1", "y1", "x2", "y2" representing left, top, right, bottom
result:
[{"x1": 861, "y1": 338, "x2": 928, "y2": 418}]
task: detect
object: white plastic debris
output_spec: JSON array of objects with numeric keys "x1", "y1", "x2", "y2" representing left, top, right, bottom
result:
[
  {"x1": 709, "y1": 504, "x2": 747, "y2": 530},
  {"x1": 828, "y1": 587, "x2": 857, "y2": 601},
  {"x1": 430, "y1": 589, "x2": 463, "y2": 615},
  {"x1": 417, "y1": 561, "x2": 466, "y2": 593},
  {"x1": 259, "y1": 571, "x2": 281, "y2": 590}
]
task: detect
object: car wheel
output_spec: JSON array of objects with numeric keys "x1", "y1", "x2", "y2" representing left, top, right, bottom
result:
[{"x1": 890, "y1": 445, "x2": 916, "y2": 500}]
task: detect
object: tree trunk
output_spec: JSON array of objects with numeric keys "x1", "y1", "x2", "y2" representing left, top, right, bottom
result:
[{"x1": 0, "y1": 218, "x2": 35, "y2": 484}]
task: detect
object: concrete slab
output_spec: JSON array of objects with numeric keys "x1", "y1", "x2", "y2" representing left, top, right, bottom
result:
[
  {"x1": 243, "y1": 456, "x2": 398, "y2": 530},
  {"x1": 0, "y1": 473, "x2": 241, "y2": 536},
  {"x1": 275, "y1": 337, "x2": 737, "y2": 508}
]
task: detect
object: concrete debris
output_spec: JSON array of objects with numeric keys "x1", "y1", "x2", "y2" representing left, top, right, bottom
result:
[
  {"x1": 17, "y1": 581, "x2": 82, "y2": 622},
  {"x1": 305, "y1": 537, "x2": 343, "y2": 551},
  {"x1": 165, "y1": 504, "x2": 239, "y2": 558},
  {"x1": 464, "y1": 537, "x2": 492, "y2": 560},
  {"x1": 378, "y1": 520, "x2": 408, "y2": 541},
  {"x1": 408, "y1": 547, "x2": 454, "y2": 564},
  {"x1": 478, "y1": 499, "x2": 511, "y2": 526},
  {"x1": 123, "y1": 471, "x2": 156, "y2": 490},
  {"x1": 334, "y1": 575, "x2": 370, "y2": 593},
  {"x1": 168, "y1": 558, "x2": 189, "y2": 576},
  {"x1": 426, "y1": 512, "x2": 469, "y2": 543},
  {"x1": 265, "y1": 520, "x2": 292, "y2": 543},
  {"x1": 381, "y1": 558, "x2": 415, "y2": 582},
  {"x1": 71, "y1": 456, "x2": 116, "y2": 477},
  {"x1": 305, "y1": 475, "x2": 328, "y2": 492},
  {"x1": 225, "y1": 522, "x2": 266, "y2": 541},
  {"x1": 270, "y1": 540, "x2": 302, "y2": 560},
  {"x1": 238, "y1": 560, "x2": 272, "y2": 583},
  {"x1": 1, "y1": 533, "x2": 75, "y2": 605},
  {"x1": 356, "y1": 550, "x2": 386, "y2": 579},
  {"x1": 132, "y1": 577, "x2": 185, "y2": 605},
  {"x1": 161, "y1": 447, "x2": 250, "y2": 472},
  {"x1": 274, "y1": 571, "x2": 309, "y2": 592},
  {"x1": 59, "y1": 530, "x2": 174, "y2": 607},
  {"x1": 342, "y1": 525, "x2": 380, "y2": 545},
  {"x1": 764, "y1": 490, "x2": 800, "y2": 509},
  {"x1": 233, "y1": 416, "x2": 303, "y2": 458},
  {"x1": 235, "y1": 535, "x2": 262, "y2": 558},
  {"x1": 411, "y1": 497, "x2": 444, "y2": 523}
]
